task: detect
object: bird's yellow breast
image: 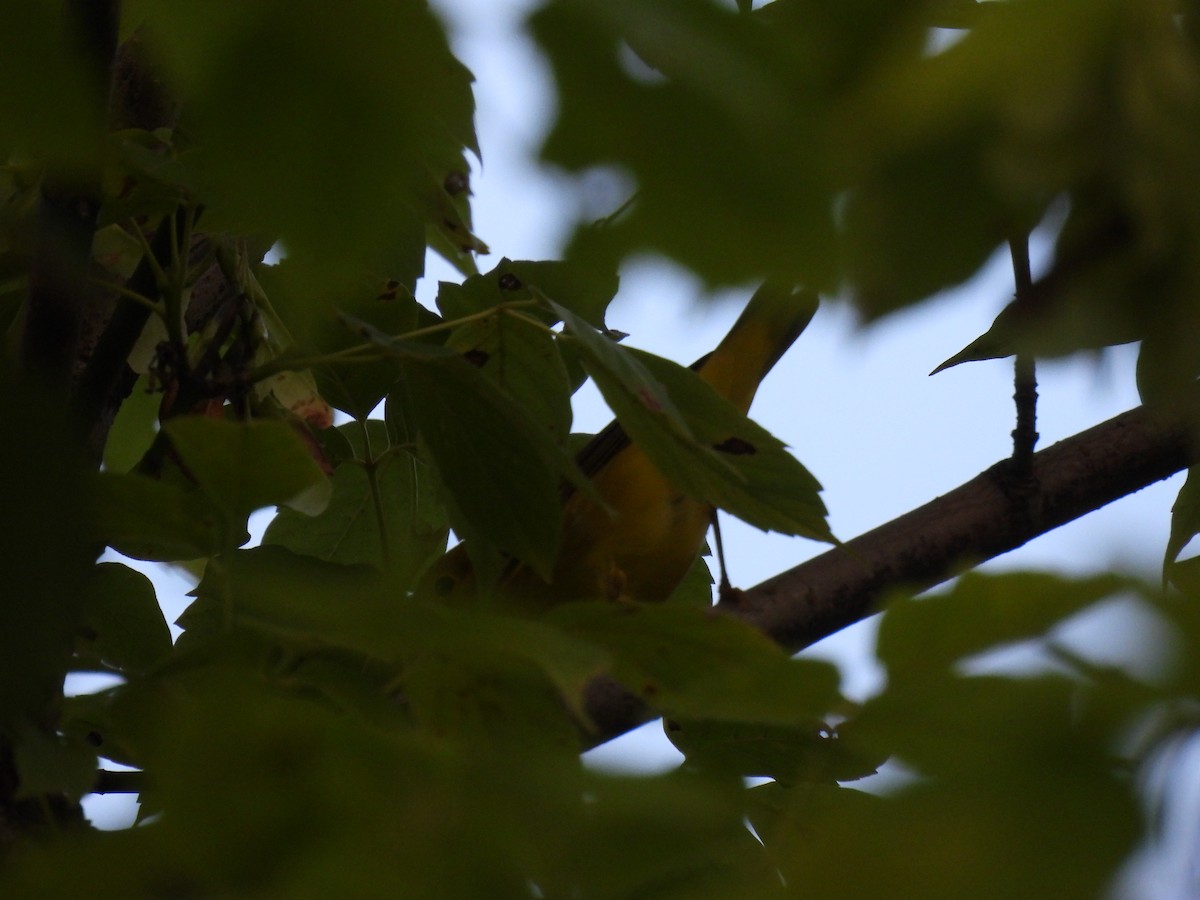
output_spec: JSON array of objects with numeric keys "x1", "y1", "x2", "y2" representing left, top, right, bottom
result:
[{"x1": 554, "y1": 442, "x2": 711, "y2": 603}]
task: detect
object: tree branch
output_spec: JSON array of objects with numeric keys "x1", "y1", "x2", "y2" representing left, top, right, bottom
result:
[
  {"x1": 1008, "y1": 231, "x2": 1038, "y2": 473},
  {"x1": 21, "y1": 0, "x2": 120, "y2": 386},
  {"x1": 583, "y1": 399, "x2": 1199, "y2": 745},
  {"x1": 68, "y1": 27, "x2": 187, "y2": 459},
  {"x1": 92, "y1": 769, "x2": 145, "y2": 796}
]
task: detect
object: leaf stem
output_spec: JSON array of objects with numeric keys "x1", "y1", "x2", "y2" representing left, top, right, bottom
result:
[
  {"x1": 246, "y1": 299, "x2": 543, "y2": 384},
  {"x1": 359, "y1": 418, "x2": 392, "y2": 568},
  {"x1": 87, "y1": 277, "x2": 164, "y2": 316},
  {"x1": 162, "y1": 206, "x2": 189, "y2": 353},
  {"x1": 400, "y1": 298, "x2": 541, "y2": 342},
  {"x1": 247, "y1": 345, "x2": 387, "y2": 382},
  {"x1": 129, "y1": 218, "x2": 169, "y2": 296}
]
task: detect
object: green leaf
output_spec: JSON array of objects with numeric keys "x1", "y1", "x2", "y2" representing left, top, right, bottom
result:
[
  {"x1": 187, "y1": 547, "x2": 609, "y2": 723},
  {"x1": 547, "y1": 602, "x2": 842, "y2": 724},
  {"x1": 184, "y1": 547, "x2": 385, "y2": 649},
  {"x1": 437, "y1": 257, "x2": 619, "y2": 327},
  {"x1": 875, "y1": 571, "x2": 1131, "y2": 682},
  {"x1": 536, "y1": 768, "x2": 777, "y2": 898},
  {"x1": 263, "y1": 420, "x2": 449, "y2": 590},
  {"x1": 281, "y1": 654, "x2": 413, "y2": 732},
  {"x1": 412, "y1": 610, "x2": 611, "y2": 728},
  {"x1": 823, "y1": 670, "x2": 1143, "y2": 900},
  {"x1": 417, "y1": 163, "x2": 489, "y2": 264},
  {"x1": 100, "y1": 374, "x2": 161, "y2": 473},
  {"x1": 405, "y1": 351, "x2": 567, "y2": 578},
  {"x1": 60, "y1": 687, "x2": 136, "y2": 769},
  {"x1": 665, "y1": 717, "x2": 881, "y2": 785},
  {"x1": 258, "y1": 254, "x2": 431, "y2": 418},
  {"x1": 552, "y1": 298, "x2": 691, "y2": 435},
  {"x1": 829, "y1": 0, "x2": 1194, "y2": 320},
  {"x1": 744, "y1": 780, "x2": 880, "y2": 865},
  {"x1": 750, "y1": 760, "x2": 1138, "y2": 900},
  {"x1": 555, "y1": 301, "x2": 832, "y2": 540},
  {"x1": 423, "y1": 152, "x2": 488, "y2": 275},
  {"x1": 446, "y1": 311, "x2": 572, "y2": 442},
  {"x1": 1168, "y1": 555, "x2": 1200, "y2": 603},
  {"x1": 383, "y1": 381, "x2": 421, "y2": 451},
  {"x1": 1165, "y1": 466, "x2": 1200, "y2": 572},
  {"x1": 12, "y1": 721, "x2": 97, "y2": 802},
  {"x1": 105, "y1": 667, "x2": 547, "y2": 896},
  {"x1": 402, "y1": 651, "x2": 584, "y2": 751},
  {"x1": 530, "y1": 0, "x2": 838, "y2": 287},
  {"x1": 77, "y1": 562, "x2": 171, "y2": 676},
  {"x1": 665, "y1": 553, "x2": 715, "y2": 608},
  {"x1": 163, "y1": 416, "x2": 331, "y2": 523},
  {"x1": 838, "y1": 134, "x2": 1013, "y2": 316},
  {"x1": 845, "y1": 673, "x2": 1091, "y2": 779},
  {"x1": 0, "y1": 1, "x2": 101, "y2": 165},
  {"x1": 930, "y1": 284, "x2": 1142, "y2": 375},
  {"x1": 91, "y1": 471, "x2": 225, "y2": 561},
  {"x1": 343, "y1": 319, "x2": 579, "y2": 579},
  {"x1": 99, "y1": 130, "x2": 197, "y2": 225},
  {"x1": 125, "y1": 0, "x2": 477, "y2": 271},
  {"x1": 635, "y1": 348, "x2": 831, "y2": 539}
]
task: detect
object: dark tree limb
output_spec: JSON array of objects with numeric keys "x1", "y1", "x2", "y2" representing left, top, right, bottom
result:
[
  {"x1": 92, "y1": 769, "x2": 145, "y2": 796},
  {"x1": 3, "y1": 0, "x2": 121, "y2": 845},
  {"x1": 24, "y1": 183, "x2": 102, "y2": 384},
  {"x1": 65, "y1": 25, "x2": 189, "y2": 459},
  {"x1": 582, "y1": 400, "x2": 1199, "y2": 746},
  {"x1": 21, "y1": 1, "x2": 121, "y2": 385}
]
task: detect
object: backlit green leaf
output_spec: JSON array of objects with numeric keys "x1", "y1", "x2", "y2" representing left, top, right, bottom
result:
[
  {"x1": 164, "y1": 416, "x2": 330, "y2": 522},
  {"x1": 530, "y1": 0, "x2": 837, "y2": 287},
  {"x1": 263, "y1": 420, "x2": 448, "y2": 590},
  {"x1": 91, "y1": 471, "x2": 224, "y2": 561},
  {"x1": 0, "y1": 1, "x2": 101, "y2": 164},
  {"x1": 875, "y1": 571, "x2": 1132, "y2": 681},
  {"x1": 342, "y1": 319, "x2": 579, "y2": 578},
  {"x1": 437, "y1": 257, "x2": 619, "y2": 328},
  {"x1": 555, "y1": 301, "x2": 831, "y2": 540},
  {"x1": 124, "y1": 0, "x2": 477, "y2": 270},
  {"x1": 548, "y1": 602, "x2": 842, "y2": 724},
  {"x1": 12, "y1": 722, "x2": 97, "y2": 802},
  {"x1": 77, "y1": 562, "x2": 171, "y2": 676},
  {"x1": 665, "y1": 717, "x2": 881, "y2": 785},
  {"x1": 446, "y1": 311, "x2": 572, "y2": 442}
]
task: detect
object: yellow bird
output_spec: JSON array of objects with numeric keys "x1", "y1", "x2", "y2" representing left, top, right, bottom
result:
[{"x1": 422, "y1": 282, "x2": 819, "y2": 610}]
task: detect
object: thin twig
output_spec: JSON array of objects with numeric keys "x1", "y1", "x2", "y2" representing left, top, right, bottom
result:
[{"x1": 1008, "y1": 233, "x2": 1039, "y2": 475}]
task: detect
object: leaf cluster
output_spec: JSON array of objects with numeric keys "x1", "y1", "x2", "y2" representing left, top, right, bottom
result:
[{"x1": 2, "y1": 1, "x2": 1200, "y2": 898}]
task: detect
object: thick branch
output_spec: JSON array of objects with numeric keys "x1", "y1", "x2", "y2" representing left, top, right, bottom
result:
[
  {"x1": 583, "y1": 400, "x2": 1198, "y2": 745},
  {"x1": 720, "y1": 401, "x2": 1194, "y2": 651},
  {"x1": 92, "y1": 769, "x2": 145, "y2": 796},
  {"x1": 69, "y1": 28, "x2": 186, "y2": 459},
  {"x1": 21, "y1": 1, "x2": 120, "y2": 385}
]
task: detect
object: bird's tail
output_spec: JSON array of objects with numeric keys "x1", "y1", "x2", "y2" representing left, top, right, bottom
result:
[{"x1": 697, "y1": 282, "x2": 819, "y2": 414}]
